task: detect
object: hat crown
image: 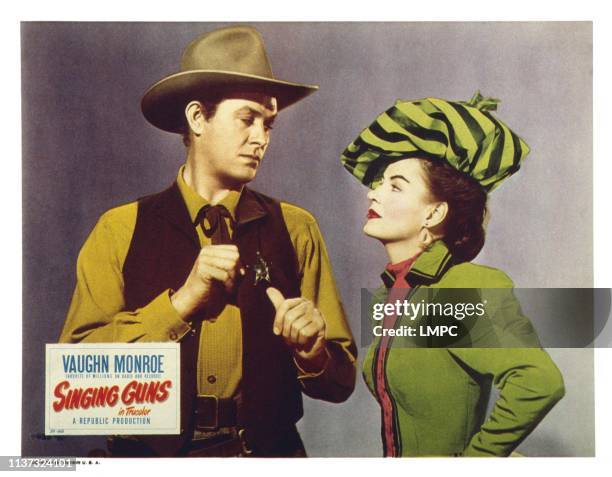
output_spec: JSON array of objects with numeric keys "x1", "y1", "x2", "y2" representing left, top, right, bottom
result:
[
  {"x1": 180, "y1": 26, "x2": 274, "y2": 78},
  {"x1": 341, "y1": 92, "x2": 530, "y2": 192},
  {"x1": 141, "y1": 25, "x2": 318, "y2": 133}
]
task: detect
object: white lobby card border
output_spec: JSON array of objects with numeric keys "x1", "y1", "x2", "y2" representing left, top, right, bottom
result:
[
  {"x1": 45, "y1": 343, "x2": 180, "y2": 436},
  {"x1": 1, "y1": 1, "x2": 609, "y2": 475}
]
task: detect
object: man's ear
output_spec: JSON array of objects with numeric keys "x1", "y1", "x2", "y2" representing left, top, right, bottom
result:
[
  {"x1": 425, "y1": 202, "x2": 448, "y2": 228},
  {"x1": 185, "y1": 101, "x2": 206, "y2": 137}
]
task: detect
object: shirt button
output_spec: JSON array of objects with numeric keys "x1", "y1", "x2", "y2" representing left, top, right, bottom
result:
[
  {"x1": 207, "y1": 375, "x2": 216, "y2": 384},
  {"x1": 169, "y1": 331, "x2": 178, "y2": 340}
]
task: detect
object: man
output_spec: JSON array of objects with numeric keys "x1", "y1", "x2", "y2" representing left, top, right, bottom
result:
[{"x1": 59, "y1": 25, "x2": 357, "y2": 457}]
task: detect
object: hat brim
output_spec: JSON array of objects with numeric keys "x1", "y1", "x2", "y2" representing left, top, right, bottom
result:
[{"x1": 141, "y1": 70, "x2": 319, "y2": 133}]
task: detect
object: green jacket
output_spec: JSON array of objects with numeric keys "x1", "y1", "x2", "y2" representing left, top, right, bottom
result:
[{"x1": 362, "y1": 240, "x2": 565, "y2": 457}]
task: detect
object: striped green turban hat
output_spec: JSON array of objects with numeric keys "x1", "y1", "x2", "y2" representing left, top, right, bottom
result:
[{"x1": 341, "y1": 91, "x2": 530, "y2": 192}]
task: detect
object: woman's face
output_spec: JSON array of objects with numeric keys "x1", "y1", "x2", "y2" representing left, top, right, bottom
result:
[{"x1": 364, "y1": 159, "x2": 435, "y2": 244}]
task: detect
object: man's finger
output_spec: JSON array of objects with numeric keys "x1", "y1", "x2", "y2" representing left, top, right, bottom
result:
[
  {"x1": 207, "y1": 244, "x2": 239, "y2": 251},
  {"x1": 266, "y1": 287, "x2": 285, "y2": 311},
  {"x1": 288, "y1": 315, "x2": 311, "y2": 344},
  {"x1": 296, "y1": 321, "x2": 322, "y2": 346},
  {"x1": 268, "y1": 289, "x2": 304, "y2": 337},
  {"x1": 201, "y1": 255, "x2": 239, "y2": 272},
  {"x1": 201, "y1": 265, "x2": 232, "y2": 285},
  {"x1": 201, "y1": 247, "x2": 240, "y2": 260},
  {"x1": 267, "y1": 288, "x2": 286, "y2": 335},
  {"x1": 282, "y1": 301, "x2": 308, "y2": 338}
]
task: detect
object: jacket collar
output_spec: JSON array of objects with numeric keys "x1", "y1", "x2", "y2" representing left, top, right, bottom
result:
[{"x1": 380, "y1": 240, "x2": 455, "y2": 288}]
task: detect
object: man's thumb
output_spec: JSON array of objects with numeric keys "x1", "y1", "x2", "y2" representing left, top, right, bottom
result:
[{"x1": 266, "y1": 287, "x2": 285, "y2": 310}]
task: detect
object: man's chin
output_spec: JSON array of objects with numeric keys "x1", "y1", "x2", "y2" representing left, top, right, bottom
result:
[{"x1": 223, "y1": 169, "x2": 258, "y2": 188}]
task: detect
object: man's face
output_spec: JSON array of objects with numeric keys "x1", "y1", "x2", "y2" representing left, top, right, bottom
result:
[{"x1": 198, "y1": 93, "x2": 277, "y2": 188}]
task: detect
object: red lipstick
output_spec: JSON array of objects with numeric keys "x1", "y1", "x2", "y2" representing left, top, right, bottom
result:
[{"x1": 367, "y1": 209, "x2": 381, "y2": 219}]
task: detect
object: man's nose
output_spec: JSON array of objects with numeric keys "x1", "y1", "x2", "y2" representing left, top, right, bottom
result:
[{"x1": 249, "y1": 122, "x2": 268, "y2": 146}]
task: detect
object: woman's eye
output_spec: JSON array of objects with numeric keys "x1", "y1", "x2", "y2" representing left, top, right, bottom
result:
[{"x1": 391, "y1": 184, "x2": 401, "y2": 192}]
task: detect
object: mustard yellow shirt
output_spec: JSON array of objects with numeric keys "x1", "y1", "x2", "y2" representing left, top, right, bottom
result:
[{"x1": 60, "y1": 167, "x2": 356, "y2": 402}]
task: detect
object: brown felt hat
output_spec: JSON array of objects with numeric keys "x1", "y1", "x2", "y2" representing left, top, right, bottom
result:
[{"x1": 141, "y1": 25, "x2": 319, "y2": 133}]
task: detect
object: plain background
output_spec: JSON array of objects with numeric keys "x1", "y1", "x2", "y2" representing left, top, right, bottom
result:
[{"x1": 21, "y1": 22, "x2": 593, "y2": 456}]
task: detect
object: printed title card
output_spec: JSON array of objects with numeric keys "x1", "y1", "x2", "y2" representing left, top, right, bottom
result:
[{"x1": 45, "y1": 343, "x2": 180, "y2": 435}]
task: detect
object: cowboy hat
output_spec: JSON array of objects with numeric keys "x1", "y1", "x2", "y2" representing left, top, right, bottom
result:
[{"x1": 141, "y1": 25, "x2": 319, "y2": 133}]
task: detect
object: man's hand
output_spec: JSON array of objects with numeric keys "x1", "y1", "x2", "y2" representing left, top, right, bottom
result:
[
  {"x1": 266, "y1": 287, "x2": 328, "y2": 371},
  {"x1": 171, "y1": 244, "x2": 243, "y2": 320}
]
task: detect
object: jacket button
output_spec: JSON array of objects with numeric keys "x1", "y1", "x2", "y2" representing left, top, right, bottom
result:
[
  {"x1": 207, "y1": 375, "x2": 216, "y2": 384},
  {"x1": 169, "y1": 331, "x2": 178, "y2": 340}
]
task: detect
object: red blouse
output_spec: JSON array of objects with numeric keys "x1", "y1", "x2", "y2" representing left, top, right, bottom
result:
[{"x1": 375, "y1": 255, "x2": 418, "y2": 456}]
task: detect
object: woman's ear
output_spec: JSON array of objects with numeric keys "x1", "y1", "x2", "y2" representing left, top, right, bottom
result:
[{"x1": 425, "y1": 202, "x2": 448, "y2": 228}]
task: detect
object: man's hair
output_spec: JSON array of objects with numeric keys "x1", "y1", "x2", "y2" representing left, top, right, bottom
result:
[{"x1": 180, "y1": 96, "x2": 223, "y2": 148}]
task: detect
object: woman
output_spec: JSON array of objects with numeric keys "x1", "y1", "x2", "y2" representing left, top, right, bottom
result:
[{"x1": 341, "y1": 92, "x2": 565, "y2": 457}]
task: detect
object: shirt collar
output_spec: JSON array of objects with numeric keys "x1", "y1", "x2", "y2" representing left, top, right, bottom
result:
[
  {"x1": 380, "y1": 240, "x2": 455, "y2": 288},
  {"x1": 176, "y1": 165, "x2": 242, "y2": 224}
]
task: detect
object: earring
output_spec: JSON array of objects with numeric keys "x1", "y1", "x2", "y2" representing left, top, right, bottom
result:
[{"x1": 420, "y1": 227, "x2": 433, "y2": 251}]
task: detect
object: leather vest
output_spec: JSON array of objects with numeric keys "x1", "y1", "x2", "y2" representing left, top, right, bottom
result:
[{"x1": 122, "y1": 183, "x2": 303, "y2": 455}]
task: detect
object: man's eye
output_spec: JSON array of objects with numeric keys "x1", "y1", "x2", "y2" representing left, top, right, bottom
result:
[
  {"x1": 241, "y1": 117, "x2": 254, "y2": 126},
  {"x1": 264, "y1": 124, "x2": 274, "y2": 131}
]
